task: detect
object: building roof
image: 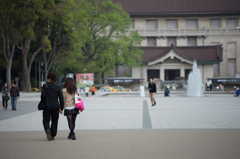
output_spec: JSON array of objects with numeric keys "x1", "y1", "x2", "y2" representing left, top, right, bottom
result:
[
  {"x1": 112, "y1": 0, "x2": 240, "y2": 16},
  {"x1": 140, "y1": 45, "x2": 223, "y2": 63}
]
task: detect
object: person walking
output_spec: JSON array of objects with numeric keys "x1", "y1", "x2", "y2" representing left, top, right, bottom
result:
[
  {"x1": 148, "y1": 77, "x2": 156, "y2": 106},
  {"x1": 91, "y1": 85, "x2": 96, "y2": 96},
  {"x1": 172, "y1": 82, "x2": 176, "y2": 91},
  {"x1": 85, "y1": 85, "x2": 90, "y2": 97},
  {"x1": 62, "y1": 78, "x2": 79, "y2": 140},
  {"x1": 42, "y1": 72, "x2": 64, "y2": 141},
  {"x1": 10, "y1": 82, "x2": 19, "y2": 111},
  {"x1": 1, "y1": 83, "x2": 10, "y2": 111}
]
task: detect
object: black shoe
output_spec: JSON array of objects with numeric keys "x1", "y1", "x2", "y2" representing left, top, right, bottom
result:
[
  {"x1": 72, "y1": 133, "x2": 76, "y2": 140},
  {"x1": 46, "y1": 129, "x2": 52, "y2": 141},
  {"x1": 154, "y1": 102, "x2": 156, "y2": 105},
  {"x1": 152, "y1": 104, "x2": 154, "y2": 106},
  {"x1": 68, "y1": 133, "x2": 72, "y2": 139}
]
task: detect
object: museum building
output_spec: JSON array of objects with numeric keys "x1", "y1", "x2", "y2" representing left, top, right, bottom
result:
[{"x1": 111, "y1": 0, "x2": 240, "y2": 90}]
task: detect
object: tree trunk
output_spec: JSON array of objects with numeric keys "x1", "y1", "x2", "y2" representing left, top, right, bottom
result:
[
  {"x1": 6, "y1": 61, "x2": 12, "y2": 88},
  {"x1": 44, "y1": 63, "x2": 48, "y2": 81},
  {"x1": 21, "y1": 53, "x2": 31, "y2": 92},
  {"x1": 42, "y1": 50, "x2": 48, "y2": 81}
]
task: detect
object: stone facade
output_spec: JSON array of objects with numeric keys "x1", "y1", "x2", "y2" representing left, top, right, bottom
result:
[{"x1": 130, "y1": 16, "x2": 240, "y2": 84}]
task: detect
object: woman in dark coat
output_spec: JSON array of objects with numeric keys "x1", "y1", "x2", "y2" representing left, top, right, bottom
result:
[
  {"x1": 148, "y1": 77, "x2": 156, "y2": 106},
  {"x1": 1, "y1": 83, "x2": 10, "y2": 111}
]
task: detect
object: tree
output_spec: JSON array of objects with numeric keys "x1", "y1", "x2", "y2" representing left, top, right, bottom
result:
[
  {"x1": 0, "y1": 0, "x2": 18, "y2": 87},
  {"x1": 12, "y1": 0, "x2": 50, "y2": 91},
  {"x1": 77, "y1": 0, "x2": 143, "y2": 82},
  {"x1": 39, "y1": 0, "x2": 74, "y2": 81}
]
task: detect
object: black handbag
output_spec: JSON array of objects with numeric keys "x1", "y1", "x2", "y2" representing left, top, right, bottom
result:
[
  {"x1": 3, "y1": 95, "x2": 10, "y2": 100},
  {"x1": 38, "y1": 84, "x2": 48, "y2": 110}
]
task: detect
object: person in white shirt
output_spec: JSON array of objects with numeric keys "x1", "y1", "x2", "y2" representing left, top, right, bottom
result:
[{"x1": 85, "y1": 86, "x2": 90, "y2": 97}]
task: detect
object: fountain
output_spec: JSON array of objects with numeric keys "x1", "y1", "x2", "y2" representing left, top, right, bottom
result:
[{"x1": 187, "y1": 60, "x2": 203, "y2": 97}]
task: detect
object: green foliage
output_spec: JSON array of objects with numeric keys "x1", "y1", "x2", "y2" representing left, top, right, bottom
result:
[
  {"x1": 175, "y1": 76, "x2": 186, "y2": 80},
  {"x1": 0, "y1": 0, "x2": 143, "y2": 85},
  {"x1": 75, "y1": 0, "x2": 143, "y2": 78}
]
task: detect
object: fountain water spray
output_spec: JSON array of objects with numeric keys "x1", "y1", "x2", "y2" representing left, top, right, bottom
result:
[{"x1": 187, "y1": 60, "x2": 203, "y2": 97}]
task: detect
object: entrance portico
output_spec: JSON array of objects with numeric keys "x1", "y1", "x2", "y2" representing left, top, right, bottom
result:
[{"x1": 132, "y1": 45, "x2": 223, "y2": 87}]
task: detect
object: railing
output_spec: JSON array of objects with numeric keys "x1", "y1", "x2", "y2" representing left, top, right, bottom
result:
[{"x1": 129, "y1": 28, "x2": 240, "y2": 37}]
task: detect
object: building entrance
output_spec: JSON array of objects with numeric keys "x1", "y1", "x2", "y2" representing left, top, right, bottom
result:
[
  {"x1": 147, "y1": 69, "x2": 160, "y2": 81},
  {"x1": 164, "y1": 69, "x2": 180, "y2": 80}
]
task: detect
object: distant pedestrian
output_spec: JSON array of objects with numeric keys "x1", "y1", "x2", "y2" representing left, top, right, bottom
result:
[
  {"x1": 148, "y1": 77, "x2": 156, "y2": 106},
  {"x1": 172, "y1": 82, "x2": 176, "y2": 91},
  {"x1": 164, "y1": 88, "x2": 170, "y2": 97},
  {"x1": 1, "y1": 83, "x2": 10, "y2": 111},
  {"x1": 234, "y1": 88, "x2": 240, "y2": 97},
  {"x1": 62, "y1": 78, "x2": 79, "y2": 140},
  {"x1": 85, "y1": 86, "x2": 90, "y2": 97},
  {"x1": 42, "y1": 72, "x2": 64, "y2": 141},
  {"x1": 10, "y1": 82, "x2": 19, "y2": 111},
  {"x1": 220, "y1": 84, "x2": 224, "y2": 92},
  {"x1": 91, "y1": 85, "x2": 96, "y2": 96}
]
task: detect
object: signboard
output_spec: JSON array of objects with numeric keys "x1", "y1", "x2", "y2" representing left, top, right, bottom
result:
[
  {"x1": 76, "y1": 73, "x2": 94, "y2": 88},
  {"x1": 212, "y1": 78, "x2": 240, "y2": 83},
  {"x1": 113, "y1": 79, "x2": 133, "y2": 83}
]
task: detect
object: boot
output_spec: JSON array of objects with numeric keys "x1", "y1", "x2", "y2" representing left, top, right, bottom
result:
[
  {"x1": 72, "y1": 133, "x2": 76, "y2": 140},
  {"x1": 68, "y1": 132, "x2": 72, "y2": 139}
]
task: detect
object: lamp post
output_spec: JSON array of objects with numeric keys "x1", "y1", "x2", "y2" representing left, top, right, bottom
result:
[{"x1": 39, "y1": 62, "x2": 41, "y2": 91}]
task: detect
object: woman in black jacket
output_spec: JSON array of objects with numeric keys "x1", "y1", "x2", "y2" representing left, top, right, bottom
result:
[
  {"x1": 148, "y1": 77, "x2": 156, "y2": 106},
  {"x1": 1, "y1": 83, "x2": 9, "y2": 111}
]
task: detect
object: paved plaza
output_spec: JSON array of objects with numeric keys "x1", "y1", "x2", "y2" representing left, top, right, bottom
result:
[{"x1": 0, "y1": 92, "x2": 240, "y2": 159}]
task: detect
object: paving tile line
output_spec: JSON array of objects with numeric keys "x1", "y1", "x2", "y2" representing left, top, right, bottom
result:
[{"x1": 142, "y1": 100, "x2": 152, "y2": 129}]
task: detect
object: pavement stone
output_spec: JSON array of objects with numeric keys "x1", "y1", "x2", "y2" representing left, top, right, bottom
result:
[
  {"x1": 0, "y1": 93, "x2": 240, "y2": 131},
  {"x1": 0, "y1": 92, "x2": 240, "y2": 159}
]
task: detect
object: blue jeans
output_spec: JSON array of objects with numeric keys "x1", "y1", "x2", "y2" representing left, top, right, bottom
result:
[{"x1": 11, "y1": 97, "x2": 17, "y2": 110}]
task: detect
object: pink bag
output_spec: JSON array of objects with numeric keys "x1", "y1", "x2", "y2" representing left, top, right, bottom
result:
[{"x1": 75, "y1": 93, "x2": 85, "y2": 112}]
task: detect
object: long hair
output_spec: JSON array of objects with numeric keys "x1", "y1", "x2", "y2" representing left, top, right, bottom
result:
[
  {"x1": 4, "y1": 83, "x2": 8, "y2": 88},
  {"x1": 63, "y1": 78, "x2": 77, "y2": 95}
]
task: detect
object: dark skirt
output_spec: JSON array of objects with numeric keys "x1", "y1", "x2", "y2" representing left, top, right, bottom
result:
[{"x1": 64, "y1": 108, "x2": 79, "y2": 116}]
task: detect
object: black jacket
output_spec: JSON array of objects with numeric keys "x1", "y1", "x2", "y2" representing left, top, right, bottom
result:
[
  {"x1": 10, "y1": 87, "x2": 19, "y2": 97},
  {"x1": 148, "y1": 82, "x2": 156, "y2": 93},
  {"x1": 43, "y1": 82, "x2": 64, "y2": 110},
  {"x1": 1, "y1": 86, "x2": 9, "y2": 97}
]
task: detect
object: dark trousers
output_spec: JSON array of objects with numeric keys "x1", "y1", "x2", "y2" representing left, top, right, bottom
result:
[
  {"x1": 86, "y1": 93, "x2": 88, "y2": 97},
  {"x1": 42, "y1": 108, "x2": 59, "y2": 137},
  {"x1": 2, "y1": 96, "x2": 8, "y2": 109},
  {"x1": 92, "y1": 92, "x2": 95, "y2": 96}
]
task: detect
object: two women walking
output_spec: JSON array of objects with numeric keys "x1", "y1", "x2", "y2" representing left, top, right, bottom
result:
[{"x1": 42, "y1": 72, "x2": 80, "y2": 141}]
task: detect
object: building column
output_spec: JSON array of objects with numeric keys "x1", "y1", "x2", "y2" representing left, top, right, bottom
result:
[
  {"x1": 160, "y1": 64, "x2": 164, "y2": 81},
  {"x1": 180, "y1": 65, "x2": 185, "y2": 78}
]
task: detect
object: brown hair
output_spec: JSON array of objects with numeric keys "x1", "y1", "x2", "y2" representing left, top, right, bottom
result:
[{"x1": 63, "y1": 78, "x2": 77, "y2": 95}]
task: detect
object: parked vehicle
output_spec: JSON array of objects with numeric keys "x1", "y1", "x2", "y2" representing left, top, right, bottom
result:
[
  {"x1": 97, "y1": 87, "x2": 113, "y2": 92},
  {"x1": 31, "y1": 88, "x2": 39, "y2": 92},
  {"x1": 112, "y1": 86, "x2": 130, "y2": 92}
]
